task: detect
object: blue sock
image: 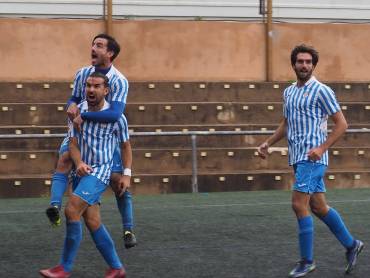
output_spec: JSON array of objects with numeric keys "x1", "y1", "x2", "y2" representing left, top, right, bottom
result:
[
  {"x1": 91, "y1": 224, "x2": 123, "y2": 269},
  {"x1": 60, "y1": 221, "x2": 82, "y2": 272},
  {"x1": 50, "y1": 172, "x2": 69, "y2": 209},
  {"x1": 320, "y1": 208, "x2": 354, "y2": 249},
  {"x1": 116, "y1": 191, "x2": 133, "y2": 231},
  {"x1": 298, "y1": 216, "x2": 314, "y2": 262}
]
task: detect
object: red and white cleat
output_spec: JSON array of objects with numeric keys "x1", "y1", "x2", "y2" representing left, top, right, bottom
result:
[{"x1": 39, "y1": 265, "x2": 71, "y2": 278}]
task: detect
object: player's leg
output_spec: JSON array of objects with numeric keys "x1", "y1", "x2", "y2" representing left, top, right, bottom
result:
[
  {"x1": 289, "y1": 161, "x2": 316, "y2": 278},
  {"x1": 111, "y1": 146, "x2": 137, "y2": 249},
  {"x1": 40, "y1": 191, "x2": 88, "y2": 277},
  {"x1": 111, "y1": 172, "x2": 137, "y2": 249},
  {"x1": 311, "y1": 193, "x2": 363, "y2": 273},
  {"x1": 46, "y1": 137, "x2": 73, "y2": 226},
  {"x1": 84, "y1": 205, "x2": 126, "y2": 278}
]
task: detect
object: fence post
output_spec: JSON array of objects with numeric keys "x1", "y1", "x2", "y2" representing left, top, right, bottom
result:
[{"x1": 191, "y1": 134, "x2": 198, "y2": 193}]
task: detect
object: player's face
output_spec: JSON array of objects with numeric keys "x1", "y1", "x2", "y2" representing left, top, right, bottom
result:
[
  {"x1": 85, "y1": 77, "x2": 109, "y2": 107},
  {"x1": 91, "y1": 38, "x2": 113, "y2": 67},
  {"x1": 293, "y1": 52, "x2": 315, "y2": 82}
]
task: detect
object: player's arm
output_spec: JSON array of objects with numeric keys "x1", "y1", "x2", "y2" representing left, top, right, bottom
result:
[
  {"x1": 257, "y1": 118, "x2": 287, "y2": 159},
  {"x1": 66, "y1": 69, "x2": 84, "y2": 121},
  {"x1": 69, "y1": 137, "x2": 92, "y2": 176},
  {"x1": 307, "y1": 111, "x2": 347, "y2": 161},
  {"x1": 116, "y1": 115, "x2": 132, "y2": 196},
  {"x1": 80, "y1": 101, "x2": 125, "y2": 123},
  {"x1": 308, "y1": 86, "x2": 345, "y2": 161}
]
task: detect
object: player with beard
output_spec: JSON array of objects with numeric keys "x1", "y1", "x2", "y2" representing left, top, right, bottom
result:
[
  {"x1": 46, "y1": 34, "x2": 137, "y2": 249},
  {"x1": 40, "y1": 72, "x2": 127, "y2": 278},
  {"x1": 257, "y1": 44, "x2": 363, "y2": 277}
]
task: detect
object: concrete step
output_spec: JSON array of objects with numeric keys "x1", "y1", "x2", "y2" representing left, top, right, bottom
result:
[
  {"x1": 1, "y1": 82, "x2": 370, "y2": 103},
  {"x1": 0, "y1": 102, "x2": 369, "y2": 126},
  {"x1": 1, "y1": 148, "x2": 369, "y2": 176},
  {"x1": 1, "y1": 170, "x2": 369, "y2": 197}
]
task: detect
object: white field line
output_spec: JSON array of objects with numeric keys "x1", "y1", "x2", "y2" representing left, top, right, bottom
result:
[{"x1": 1, "y1": 198, "x2": 370, "y2": 214}]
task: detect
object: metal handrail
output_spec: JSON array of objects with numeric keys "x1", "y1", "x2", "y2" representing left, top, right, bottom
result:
[
  {"x1": 1, "y1": 128, "x2": 369, "y2": 192},
  {"x1": 0, "y1": 128, "x2": 369, "y2": 139}
]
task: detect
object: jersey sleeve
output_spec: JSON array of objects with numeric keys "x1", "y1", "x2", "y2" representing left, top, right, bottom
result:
[
  {"x1": 110, "y1": 76, "x2": 129, "y2": 106},
  {"x1": 81, "y1": 101, "x2": 124, "y2": 123},
  {"x1": 317, "y1": 86, "x2": 341, "y2": 115},
  {"x1": 115, "y1": 115, "x2": 130, "y2": 143},
  {"x1": 67, "y1": 119, "x2": 77, "y2": 138},
  {"x1": 282, "y1": 88, "x2": 289, "y2": 118},
  {"x1": 72, "y1": 69, "x2": 84, "y2": 99}
]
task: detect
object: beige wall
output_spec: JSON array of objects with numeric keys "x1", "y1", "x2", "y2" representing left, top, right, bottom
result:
[{"x1": 1, "y1": 18, "x2": 369, "y2": 82}]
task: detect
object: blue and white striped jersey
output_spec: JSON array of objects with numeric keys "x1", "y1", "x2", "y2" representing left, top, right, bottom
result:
[
  {"x1": 70, "y1": 101, "x2": 130, "y2": 185},
  {"x1": 283, "y1": 76, "x2": 340, "y2": 166},
  {"x1": 72, "y1": 65, "x2": 128, "y2": 105}
]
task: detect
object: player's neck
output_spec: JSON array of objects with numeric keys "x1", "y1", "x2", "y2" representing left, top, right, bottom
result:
[
  {"x1": 95, "y1": 64, "x2": 112, "y2": 75},
  {"x1": 88, "y1": 100, "x2": 106, "y2": 112},
  {"x1": 296, "y1": 76, "x2": 312, "y2": 88}
]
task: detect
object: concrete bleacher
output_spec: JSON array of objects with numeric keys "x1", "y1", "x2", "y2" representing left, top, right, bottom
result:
[{"x1": 0, "y1": 82, "x2": 369, "y2": 197}]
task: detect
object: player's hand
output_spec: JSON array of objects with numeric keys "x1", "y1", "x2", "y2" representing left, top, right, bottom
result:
[
  {"x1": 73, "y1": 115, "x2": 83, "y2": 132},
  {"x1": 117, "y1": 175, "x2": 131, "y2": 197},
  {"x1": 76, "y1": 162, "x2": 93, "y2": 177},
  {"x1": 67, "y1": 103, "x2": 79, "y2": 121},
  {"x1": 307, "y1": 146, "x2": 325, "y2": 161},
  {"x1": 257, "y1": 142, "x2": 269, "y2": 159}
]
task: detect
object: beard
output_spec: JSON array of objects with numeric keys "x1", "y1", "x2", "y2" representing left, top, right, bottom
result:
[{"x1": 295, "y1": 68, "x2": 313, "y2": 83}]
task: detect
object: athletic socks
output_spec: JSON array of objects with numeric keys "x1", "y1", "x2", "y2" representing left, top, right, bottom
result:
[
  {"x1": 298, "y1": 216, "x2": 314, "y2": 262},
  {"x1": 60, "y1": 221, "x2": 82, "y2": 272},
  {"x1": 50, "y1": 172, "x2": 69, "y2": 209},
  {"x1": 91, "y1": 224, "x2": 123, "y2": 269},
  {"x1": 320, "y1": 207, "x2": 354, "y2": 249},
  {"x1": 116, "y1": 191, "x2": 133, "y2": 231}
]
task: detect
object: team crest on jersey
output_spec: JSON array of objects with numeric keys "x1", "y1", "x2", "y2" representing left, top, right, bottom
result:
[{"x1": 303, "y1": 92, "x2": 309, "y2": 97}]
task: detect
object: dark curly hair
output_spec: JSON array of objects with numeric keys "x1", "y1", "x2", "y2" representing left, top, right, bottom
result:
[{"x1": 291, "y1": 44, "x2": 319, "y2": 66}]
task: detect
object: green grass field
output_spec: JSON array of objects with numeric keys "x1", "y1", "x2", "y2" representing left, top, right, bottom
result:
[{"x1": 1, "y1": 189, "x2": 369, "y2": 278}]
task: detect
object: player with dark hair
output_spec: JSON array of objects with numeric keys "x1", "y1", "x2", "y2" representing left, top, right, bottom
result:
[
  {"x1": 47, "y1": 34, "x2": 137, "y2": 249},
  {"x1": 258, "y1": 44, "x2": 363, "y2": 277},
  {"x1": 40, "y1": 72, "x2": 128, "y2": 278}
]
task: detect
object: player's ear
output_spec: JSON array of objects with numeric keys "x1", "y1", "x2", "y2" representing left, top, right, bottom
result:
[
  {"x1": 104, "y1": 87, "x2": 109, "y2": 96},
  {"x1": 107, "y1": 50, "x2": 114, "y2": 61}
]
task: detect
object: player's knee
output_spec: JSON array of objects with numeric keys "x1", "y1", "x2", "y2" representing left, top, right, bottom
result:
[
  {"x1": 64, "y1": 205, "x2": 76, "y2": 221},
  {"x1": 56, "y1": 152, "x2": 73, "y2": 173},
  {"x1": 84, "y1": 216, "x2": 101, "y2": 231},
  {"x1": 65, "y1": 200, "x2": 81, "y2": 221},
  {"x1": 292, "y1": 200, "x2": 306, "y2": 215},
  {"x1": 310, "y1": 204, "x2": 328, "y2": 217}
]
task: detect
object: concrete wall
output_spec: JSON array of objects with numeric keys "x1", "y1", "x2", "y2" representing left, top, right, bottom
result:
[{"x1": 1, "y1": 18, "x2": 370, "y2": 82}]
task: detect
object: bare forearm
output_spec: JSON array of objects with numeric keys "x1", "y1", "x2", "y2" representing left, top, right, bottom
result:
[
  {"x1": 121, "y1": 141, "x2": 132, "y2": 169},
  {"x1": 266, "y1": 119, "x2": 287, "y2": 146},
  {"x1": 321, "y1": 113, "x2": 348, "y2": 151}
]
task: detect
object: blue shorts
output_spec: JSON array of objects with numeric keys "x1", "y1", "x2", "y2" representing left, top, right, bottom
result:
[
  {"x1": 72, "y1": 175, "x2": 108, "y2": 205},
  {"x1": 111, "y1": 146, "x2": 123, "y2": 173},
  {"x1": 59, "y1": 137, "x2": 70, "y2": 155},
  {"x1": 292, "y1": 160, "x2": 327, "y2": 194}
]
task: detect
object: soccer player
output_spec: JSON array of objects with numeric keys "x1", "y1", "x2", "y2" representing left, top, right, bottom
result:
[
  {"x1": 40, "y1": 72, "x2": 128, "y2": 278},
  {"x1": 47, "y1": 33, "x2": 137, "y2": 248},
  {"x1": 257, "y1": 44, "x2": 363, "y2": 277}
]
